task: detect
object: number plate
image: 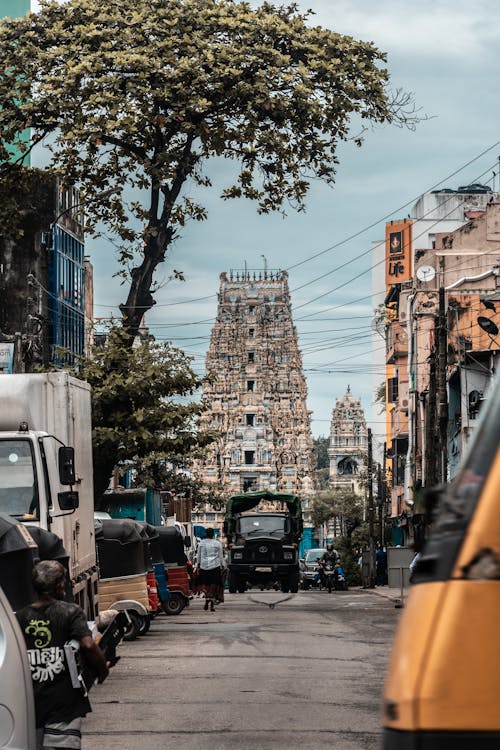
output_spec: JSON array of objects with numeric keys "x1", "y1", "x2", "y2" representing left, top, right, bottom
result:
[{"x1": 255, "y1": 566, "x2": 272, "y2": 573}]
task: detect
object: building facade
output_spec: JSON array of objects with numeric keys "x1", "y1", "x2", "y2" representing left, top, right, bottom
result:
[
  {"x1": 198, "y1": 269, "x2": 315, "y2": 504},
  {"x1": 0, "y1": 174, "x2": 89, "y2": 371},
  {"x1": 382, "y1": 187, "x2": 500, "y2": 544}
]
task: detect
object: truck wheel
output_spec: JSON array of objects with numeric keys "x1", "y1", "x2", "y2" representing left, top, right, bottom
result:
[
  {"x1": 228, "y1": 572, "x2": 238, "y2": 594},
  {"x1": 289, "y1": 571, "x2": 299, "y2": 594},
  {"x1": 281, "y1": 581, "x2": 290, "y2": 593},
  {"x1": 123, "y1": 611, "x2": 141, "y2": 641},
  {"x1": 237, "y1": 581, "x2": 246, "y2": 593},
  {"x1": 164, "y1": 593, "x2": 185, "y2": 616}
]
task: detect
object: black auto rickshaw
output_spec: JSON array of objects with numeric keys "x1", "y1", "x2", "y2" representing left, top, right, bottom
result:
[
  {"x1": 0, "y1": 512, "x2": 38, "y2": 610},
  {"x1": 156, "y1": 526, "x2": 191, "y2": 615},
  {"x1": 95, "y1": 518, "x2": 150, "y2": 640}
]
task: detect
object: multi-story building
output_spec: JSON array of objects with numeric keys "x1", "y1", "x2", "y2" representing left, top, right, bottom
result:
[
  {"x1": 382, "y1": 186, "x2": 500, "y2": 543},
  {"x1": 198, "y1": 269, "x2": 315, "y2": 508},
  {"x1": 0, "y1": 174, "x2": 89, "y2": 370}
]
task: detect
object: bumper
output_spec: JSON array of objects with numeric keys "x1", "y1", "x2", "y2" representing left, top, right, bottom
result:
[
  {"x1": 229, "y1": 564, "x2": 295, "y2": 577},
  {"x1": 383, "y1": 728, "x2": 500, "y2": 750}
]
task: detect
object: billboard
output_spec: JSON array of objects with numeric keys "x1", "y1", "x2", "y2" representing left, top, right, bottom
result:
[{"x1": 385, "y1": 220, "x2": 412, "y2": 289}]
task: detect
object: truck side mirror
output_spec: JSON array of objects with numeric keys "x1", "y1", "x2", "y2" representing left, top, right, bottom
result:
[
  {"x1": 58, "y1": 491, "x2": 79, "y2": 511},
  {"x1": 58, "y1": 446, "x2": 76, "y2": 485}
]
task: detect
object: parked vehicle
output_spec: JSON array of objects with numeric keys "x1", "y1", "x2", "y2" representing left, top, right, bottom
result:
[
  {"x1": 224, "y1": 490, "x2": 303, "y2": 594},
  {"x1": 300, "y1": 548, "x2": 326, "y2": 590},
  {"x1": 334, "y1": 563, "x2": 348, "y2": 591},
  {"x1": 95, "y1": 518, "x2": 150, "y2": 640},
  {"x1": 0, "y1": 373, "x2": 98, "y2": 617},
  {"x1": 382, "y1": 371, "x2": 500, "y2": 749},
  {"x1": 0, "y1": 584, "x2": 36, "y2": 749},
  {"x1": 156, "y1": 526, "x2": 191, "y2": 615},
  {"x1": 99, "y1": 487, "x2": 163, "y2": 526}
]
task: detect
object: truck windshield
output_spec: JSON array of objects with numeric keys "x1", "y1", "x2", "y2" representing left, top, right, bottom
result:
[
  {"x1": 239, "y1": 516, "x2": 286, "y2": 537},
  {"x1": 0, "y1": 439, "x2": 39, "y2": 520}
]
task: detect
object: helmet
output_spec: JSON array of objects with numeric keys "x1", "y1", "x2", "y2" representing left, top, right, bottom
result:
[{"x1": 326, "y1": 543, "x2": 334, "y2": 552}]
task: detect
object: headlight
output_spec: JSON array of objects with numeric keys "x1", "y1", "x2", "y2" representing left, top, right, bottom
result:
[
  {"x1": 283, "y1": 550, "x2": 294, "y2": 560},
  {"x1": 233, "y1": 551, "x2": 243, "y2": 560}
]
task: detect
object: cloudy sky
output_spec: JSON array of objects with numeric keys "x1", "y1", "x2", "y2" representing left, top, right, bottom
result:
[{"x1": 31, "y1": 0, "x2": 500, "y2": 440}]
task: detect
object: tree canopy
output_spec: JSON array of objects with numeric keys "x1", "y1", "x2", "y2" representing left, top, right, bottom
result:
[
  {"x1": 0, "y1": 0, "x2": 415, "y2": 339},
  {"x1": 74, "y1": 327, "x2": 212, "y2": 500}
]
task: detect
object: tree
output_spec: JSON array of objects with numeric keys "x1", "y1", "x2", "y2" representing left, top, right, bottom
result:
[
  {"x1": 74, "y1": 327, "x2": 212, "y2": 500},
  {"x1": 0, "y1": 0, "x2": 418, "y2": 343}
]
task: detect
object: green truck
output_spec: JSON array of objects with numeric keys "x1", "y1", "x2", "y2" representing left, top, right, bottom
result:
[{"x1": 224, "y1": 490, "x2": 303, "y2": 594}]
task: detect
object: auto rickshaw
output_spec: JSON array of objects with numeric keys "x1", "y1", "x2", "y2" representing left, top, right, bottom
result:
[
  {"x1": 135, "y1": 521, "x2": 165, "y2": 635},
  {"x1": 382, "y1": 371, "x2": 500, "y2": 749},
  {"x1": 95, "y1": 518, "x2": 150, "y2": 640},
  {"x1": 156, "y1": 526, "x2": 191, "y2": 615}
]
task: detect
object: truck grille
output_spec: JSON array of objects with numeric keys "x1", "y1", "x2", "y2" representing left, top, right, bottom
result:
[{"x1": 244, "y1": 541, "x2": 281, "y2": 563}]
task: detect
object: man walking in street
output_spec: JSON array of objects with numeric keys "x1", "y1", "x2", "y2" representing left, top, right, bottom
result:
[{"x1": 16, "y1": 560, "x2": 109, "y2": 750}]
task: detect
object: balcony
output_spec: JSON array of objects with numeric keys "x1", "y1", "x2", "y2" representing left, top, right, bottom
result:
[{"x1": 386, "y1": 321, "x2": 408, "y2": 364}]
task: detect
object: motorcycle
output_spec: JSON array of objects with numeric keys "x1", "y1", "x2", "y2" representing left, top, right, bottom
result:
[{"x1": 320, "y1": 559, "x2": 338, "y2": 593}]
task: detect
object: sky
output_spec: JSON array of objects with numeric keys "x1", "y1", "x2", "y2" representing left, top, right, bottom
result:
[{"x1": 30, "y1": 0, "x2": 500, "y2": 441}]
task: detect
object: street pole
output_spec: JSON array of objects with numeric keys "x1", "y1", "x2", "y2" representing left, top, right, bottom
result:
[
  {"x1": 367, "y1": 428, "x2": 375, "y2": 588},
  {"x1": 437, "y1": 286, "x2": 448, "y2": 484}
]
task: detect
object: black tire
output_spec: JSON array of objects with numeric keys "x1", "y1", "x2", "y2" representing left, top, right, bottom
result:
[
  {"x1": 137, "y1": 615, "x2": 151, "y2": 635},
  {"x1": 281, "y1": 581, "x2": 290, "y2": 593},
  {"x1": 327, "y1": 577, "x2": 333, "y2": 594},
  {"x1": 123, "y1": 611, "x2": 141, "y2": 641},
  {"x1": 237, "y1": 581, "x2": 246, "y2": 593},
  {"x1": 163, "y1": 593, "x2": 185, "y2": 616},
  {"x1": 228, "y1": 571, "x2": 238, "y2": 594},
  {"x1": 301, "y1": 581, "x2": 310, "y2": 591}
]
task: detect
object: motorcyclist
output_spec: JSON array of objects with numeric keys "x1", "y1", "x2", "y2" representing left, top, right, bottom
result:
[{"x1": 318, "y1": 544, "x2": 340, "y2": 587}]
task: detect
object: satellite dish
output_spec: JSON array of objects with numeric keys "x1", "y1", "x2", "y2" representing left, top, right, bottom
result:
[
  {"x1": 416, "y1": 265, "x2": 436, "y2": 282},
  {"x1": 477, "y1": 316, "x2": 499, "y2": 336}
]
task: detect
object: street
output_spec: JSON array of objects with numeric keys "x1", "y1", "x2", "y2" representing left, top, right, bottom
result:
[{"x1": 83, "y1": 589, "x2": 398, "y2": 750}]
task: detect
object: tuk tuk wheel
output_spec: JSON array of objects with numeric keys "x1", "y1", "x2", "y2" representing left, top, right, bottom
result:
[
  {"x1": 123, "y1": 611, "x2": 141, "y2": 641},
  {"x1": 163, "y1": 593, "x2": 185, "y2": 616},
  {"x1": 137, "y1": 615, "x2": 151, "y2": 636}
]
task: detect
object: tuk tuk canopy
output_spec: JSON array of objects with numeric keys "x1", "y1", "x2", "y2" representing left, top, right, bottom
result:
[{"x1": 224, "y1": 490, "x2": 303, "y2": 539}]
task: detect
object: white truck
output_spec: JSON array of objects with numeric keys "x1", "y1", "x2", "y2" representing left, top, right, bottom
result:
[{"x1": 0, "y1": 372, "x2": 98, "y2": 617}]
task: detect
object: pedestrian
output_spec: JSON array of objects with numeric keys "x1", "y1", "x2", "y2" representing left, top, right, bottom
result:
[
  {"x1": 195, "y1": 527, "x2": 224, "y2": 611},
  {"x1": 16, "y1": 560, "x2": 109, "y2": 750},
  {"x1": 376, "y1": 545, "x2": 388, "y2": 586}
]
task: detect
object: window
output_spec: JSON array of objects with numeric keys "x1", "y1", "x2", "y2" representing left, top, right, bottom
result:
[
  {"x1": 244, "y1": 451, "x2": 255, "y2": 465},
  {"x1": 249, "y1": 328, "x2": 255, "y2": 337},
  {"x1": 246, "y1": 414, "x2": 255, "y2": 426},
  {"x1": 248, "y1": 352, "x2": 255, "y2": 363},
  {"x1": 388, "y1": 377, "x2": 399, "y2": 403},
  {"x1": 247, "y1": 380, "x2": 255, "y2": 392},
  {"x1": 249, "y1": 305, "x2": 255, "y2": 314}
]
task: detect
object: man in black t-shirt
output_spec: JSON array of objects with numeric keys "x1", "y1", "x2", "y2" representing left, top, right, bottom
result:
[{"x1": 16, "y1": 561, "x2": 108, "y2": 750}]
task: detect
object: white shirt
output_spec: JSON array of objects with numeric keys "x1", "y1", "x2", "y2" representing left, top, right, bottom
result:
[{"x1": 197, "y1": 538, "x2": 224, "y2": 570}]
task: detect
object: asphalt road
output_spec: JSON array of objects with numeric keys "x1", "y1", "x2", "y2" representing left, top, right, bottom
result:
[{"x1": 82, "y1": 589, "x2": 399, "y2": 750}]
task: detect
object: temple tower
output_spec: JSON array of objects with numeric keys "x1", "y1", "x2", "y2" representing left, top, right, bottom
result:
[
  {"x1": 198, "y1": 269, "x2": 315, "y2": 498},
  {"x1": 328, "y1": 386, "x2": 368, "y2": 495}
]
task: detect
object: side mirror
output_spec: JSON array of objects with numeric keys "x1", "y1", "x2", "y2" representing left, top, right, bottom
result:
[
  {"x1": 58, "y1": 490, "x2": 79, "y2": 511},
  {"x1": 58, "y1": 447, "x2": 76, "y2": 485},
  {"x1": 184, "y1": 535, "x2": 191, "y2": 548}
]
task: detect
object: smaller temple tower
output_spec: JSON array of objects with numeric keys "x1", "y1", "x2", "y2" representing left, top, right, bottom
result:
[{"x1": 328, "y1": 387, "x2": 368, "y2": 496}]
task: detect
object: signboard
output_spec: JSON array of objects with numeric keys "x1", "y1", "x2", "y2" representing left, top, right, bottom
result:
[
  {"x1": 385, "y1": 220, "x2": 412, "y2": 289},
  {"x1": 0, "y1": 343, "x2": 14, "y2": 374}
]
